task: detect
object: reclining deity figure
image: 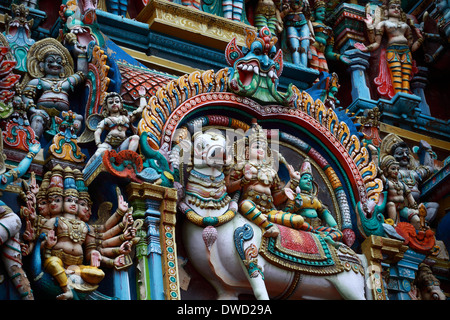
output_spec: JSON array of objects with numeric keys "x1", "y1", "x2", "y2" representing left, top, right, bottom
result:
[
  {"x1": 284, "y1": 158, "x2": 343, "y2": 245},
  {"x1": 21, "y1": 35, "x2": 87, "y2": 138}
]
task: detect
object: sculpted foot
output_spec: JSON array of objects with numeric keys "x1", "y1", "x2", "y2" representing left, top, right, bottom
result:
[
  {"x1": 56, "y1": 287, "x2": 73, "y2": 300},
  {"x1": 263, "y1": 225, "x2": 279, "y2": 238}
]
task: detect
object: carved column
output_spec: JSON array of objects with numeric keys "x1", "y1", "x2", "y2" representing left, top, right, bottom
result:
[
  {"x1": 126, "y1": 182, "x2": 180, "y2": 300},
  {"x1": 145, "y1": 199, "x2": 164, "y2": 300},
  {"x1": 346, "y1": 49, "x2": 371, "y2": 102},
  {"x1": 362, "y1": 235, "x2": 408, "y2": 300}
]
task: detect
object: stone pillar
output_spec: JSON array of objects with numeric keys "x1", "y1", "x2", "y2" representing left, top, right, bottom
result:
[
  {"x1": 346, "y1": 49, "x2": 371, "y2": 101},
  {"x1": 126, "y1": 182, "x2": 180, "y2": 300},
  {"x1": 145, "y1": 200, "x2": 165, "y2": 300}
]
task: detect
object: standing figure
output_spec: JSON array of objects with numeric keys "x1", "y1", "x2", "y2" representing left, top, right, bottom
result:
[
  {"x1": 281, "y1": 0, "x2": 315, "y2": 67},
  {"x1": 284, "y1": 158, "x2": 343, "y2": 245},
  {"x1": 355, "y1": 0, "x2": 424, "y2": 97},
  {"x1": 309, "y1": 0, "x2": 350, "y2": 72},
  {"x1": 86, "y1": 91, "x2": 145, "y2": 167},
  {"x1": 21, "y1": 37, "x2": 87, "y2": 138},
  {"x1": 379, "y1": 155, "x2": 421, "y2": 229},
  {"x1": 254, "y1": 0, "x2": 283, "y2": 37}
]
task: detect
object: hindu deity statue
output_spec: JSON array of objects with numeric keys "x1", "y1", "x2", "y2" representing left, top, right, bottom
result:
[
  {"x1": 284, "y1": 158, "x2": 343, "y2": 245},
  {"x1": 86, "y1": 91, "x2": 145, "y2": 168},
  {"x1": 0, "y1": 130, "x2": 39, "y2": 300},
  {"x1": 379, "y1": 155, "x2": 421, "y2": 229},
  {"x1": 40, "y1": 167, "x2": 105, "y2": 300},
  {"x1": 74, "y1": 169, "x2": 138, "y2": 269},
  {"x1": 308, "y1": 0, "x2": 350, "y2": 73},
  {"x1": 380, "y1": 134, "x2": 439, "y2": 224},
  {"x1": 21, "y1": 36, "x2": 87, "y2": 138},
  {"x1": 226, "y1": 119, "x2": 311, "y2": 237},
  {"x1": 254, "y1": 0, "x2": 283, "y2": 37},
  {"x1": 355, "y1": 0, "x2": 424, "y2": 97},
  {"x1": 280, "y1": 0, "x2": 315, "y2": 67}
]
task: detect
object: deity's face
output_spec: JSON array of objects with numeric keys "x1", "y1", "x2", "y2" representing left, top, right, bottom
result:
[
  {"x1": 314, "y1": 7, "x2": 326, "y2": 21},
  {"x1": 387, "y1": 2, "x2": 402, "y2": 18},
  {"x1": 63, "y1": 195, "x2": 79, "y2": 216},
  {"x1": 77, "y1": 198, "x2": 91, "y2": 222},
  {"x1": 48, "y1": 194, "x2": 63, "y2": 216},
  {"x1": 393, "y1": 146, "x2": 410, "y2": 168},
  {"x1": 386, "y1": 162, "x2": 400, "y2": 180},
  {"x1": 43, "y1": 53, "x2": 63, "y2": 77},
  {"x1": 37, "y1": 198, "x2": 50, "y2": 217},
  {"x1": 299, "y1": 173, "x2": 313, "y2": 192},
  {"x1": 249, "y1": 139, "x2": 267, "y2": 161},
  {"x1": 106, "y1": 95, "x2": 122, "y2": 114}
]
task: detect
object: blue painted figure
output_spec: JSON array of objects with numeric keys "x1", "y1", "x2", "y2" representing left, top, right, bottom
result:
[{"x1": 281, "y1": 0, "x2": 314, "y2": 67}]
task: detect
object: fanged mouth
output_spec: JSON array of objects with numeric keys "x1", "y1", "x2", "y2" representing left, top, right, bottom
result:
[{"x1": 236, "y1": 60, "x2": 278, "y2": 86}]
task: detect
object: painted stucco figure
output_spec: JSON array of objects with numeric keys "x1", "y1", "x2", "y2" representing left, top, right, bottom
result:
[
  {"x1": 308, "y1": 0, "x2": 350, "y2": 72},
  {"x1": 284, "y1": 158, "x2": 343, "y2": 246},
  {"x1": 178, "y1": 127, "x2": 368, "y2": 300},
  {"x1": 21, "y1": 37, "x2": 87, "y2": 138},
  {"x1": 86, "y1": 89, "x2": 146, "y2": 168},
  {"x1": 226, "y1": 27, "x2": 287, "y2": 105},
  {"x1": 280, "y1": 0, "x2": 314, "y2": 67},
  {"x1": 355, "y1": 0, "x2": 424, "y2": 98},
  {"x1": 0, "y1": 130, "x2": 39, "y2": 300}
]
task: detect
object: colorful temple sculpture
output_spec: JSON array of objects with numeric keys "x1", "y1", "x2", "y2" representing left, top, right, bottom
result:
[{"x1": 0, "y1": 0, "x2": 448, "y2": 301}]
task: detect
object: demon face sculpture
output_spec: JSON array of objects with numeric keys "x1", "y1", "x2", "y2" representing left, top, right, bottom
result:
[{"x1": 226, "y1": 27, "x2": 286, "y2": 105}]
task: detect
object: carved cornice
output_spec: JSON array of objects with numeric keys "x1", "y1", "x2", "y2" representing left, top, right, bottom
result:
[{"x1": 136, "y1": 0, "x2": 255, "y2": 50}]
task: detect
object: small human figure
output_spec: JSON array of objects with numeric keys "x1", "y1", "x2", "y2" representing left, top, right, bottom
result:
[
  {"x1": 379, "y1": 155, "x2": 421, "y2": 229},
  {"x1": 284, "y1": 158, "x2": 343, "y2": 245},
  {"x1": 354, "y1": 0, "x2": 424, "y2": 95},
  {"x1": 309, "y1": 0, "x2": 350, "y2": 72},
  {"x1": 280, "y1": 0, "x2": 315, "y2": 67},
  {"x1": 86, "y1": 89, "x2": 146, "y2": 167}
]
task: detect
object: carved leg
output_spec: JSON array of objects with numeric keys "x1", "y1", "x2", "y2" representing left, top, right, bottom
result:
[
  {"x1": 1, "y1": 235, "x2": 34, "y2": 300},
  {"x1": 386, "y1": 50, "x2": 403, "y2": 93},
  {"x1": 234, "y1": 224, "x2": 269, "y2": 300},
  {"x1": 401, "y1": 53, "x2": 413, "y2": 93},
  {"x1": 239, "y1": 200, "x2": 278, "y2": 237}
]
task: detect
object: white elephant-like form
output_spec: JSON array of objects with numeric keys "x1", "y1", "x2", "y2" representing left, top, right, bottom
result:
[{"x1": 176, "y1": 130, "x2": 370, "y2": 300}]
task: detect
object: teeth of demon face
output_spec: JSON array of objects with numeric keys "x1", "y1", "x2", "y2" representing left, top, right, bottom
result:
[{"x1": 237, "y1": 61, "x2": 278, "y2": 86}]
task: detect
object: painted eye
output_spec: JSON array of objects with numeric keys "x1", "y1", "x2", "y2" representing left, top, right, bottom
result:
[
  {"x1": 253, "y1": 48, "x2": 262, "y2": 55},
  {"x1": 269, "y1": 52, "x2": 276, "y2": 59}
]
